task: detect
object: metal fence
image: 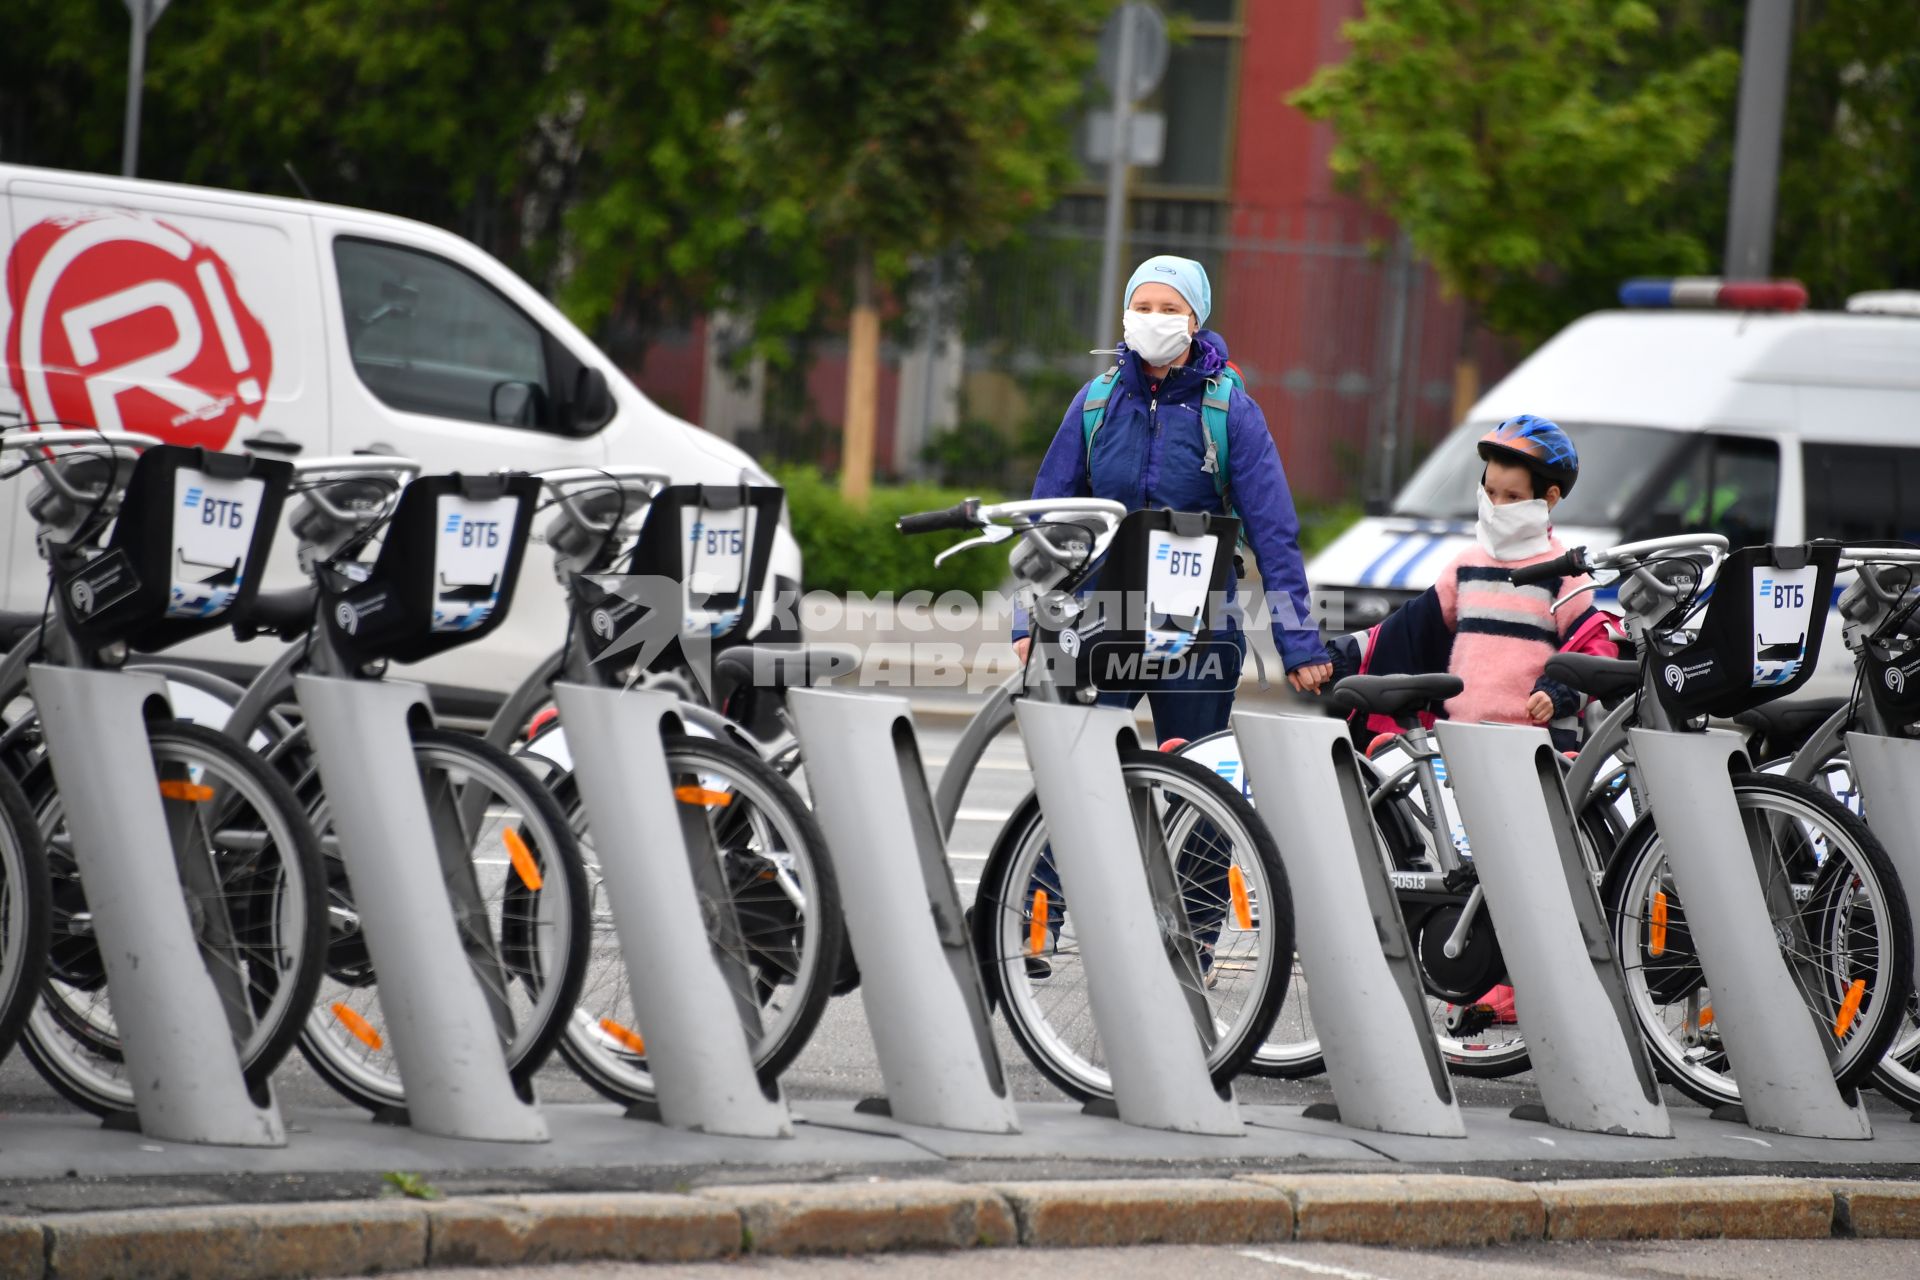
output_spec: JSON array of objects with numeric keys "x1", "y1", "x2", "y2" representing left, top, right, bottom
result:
[{"x1": 950, "y1": 199, "x2": 1482, "y2": 505}]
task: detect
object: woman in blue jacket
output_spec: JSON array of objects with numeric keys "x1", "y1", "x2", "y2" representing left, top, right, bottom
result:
[{"x1": 1015, "y1": 254, "x2": 1332, "y2": 743}]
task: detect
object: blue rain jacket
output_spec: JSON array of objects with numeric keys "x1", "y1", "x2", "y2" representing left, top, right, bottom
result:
[{"x1": 1021, "y1": 330, "x2": 1329, "y2": 672}]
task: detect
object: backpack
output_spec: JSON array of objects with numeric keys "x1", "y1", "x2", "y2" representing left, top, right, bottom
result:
[{"x1": 1081, "y1": 363, "x2": 1245, "y2": 524}]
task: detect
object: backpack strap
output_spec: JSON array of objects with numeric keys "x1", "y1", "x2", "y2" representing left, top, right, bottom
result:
[
  {"x1": 1201, "y1": 370, "x2": 1244, "y2": 544},
  {"x1": 1080, "y1": 367, "x2": 1123, "y2": 463}
]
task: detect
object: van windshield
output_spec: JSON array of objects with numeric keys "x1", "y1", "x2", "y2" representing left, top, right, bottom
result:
[{"x1": 1393, "y1": 422, "x2": 1686, "y2": 527}]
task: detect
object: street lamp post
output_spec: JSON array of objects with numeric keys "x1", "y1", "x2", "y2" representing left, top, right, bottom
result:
[{"x1": 122, "y1": 0, "x2": 173, "y2": 178}]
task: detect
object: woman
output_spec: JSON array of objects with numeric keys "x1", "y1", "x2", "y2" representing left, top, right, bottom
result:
[{"x1": 1014, "y1": 254, "x2": 1331, "y2": 744}]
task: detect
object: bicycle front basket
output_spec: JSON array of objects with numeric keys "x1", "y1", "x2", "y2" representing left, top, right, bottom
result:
[
  {"x1": 1041, "y1": 507, "x2": 1240, "y2": 694},
  {"x1": 52, "y1": 443, "x2": 292, "y2": 653},
  {"x1": 599, "y1": 482, "x2": 784, "y2": 672},
  {"x1": 319, "y1": 471, "x2": 541, "y2": 666},
  {"x1": 1650, "y1": 542, "x2": 1839, "y2": 721}
]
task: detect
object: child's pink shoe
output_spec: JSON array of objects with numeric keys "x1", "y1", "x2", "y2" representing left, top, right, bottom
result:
[{"x1": 1475, "y1": 984, "x2": 1519, "y2": 1025}]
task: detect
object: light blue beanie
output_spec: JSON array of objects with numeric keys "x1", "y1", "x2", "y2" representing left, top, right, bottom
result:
[{"x1": 1124, "y1": 254, "x2": 1211, "y2": 327}]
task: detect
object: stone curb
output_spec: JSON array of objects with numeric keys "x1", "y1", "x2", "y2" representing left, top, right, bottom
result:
[
  {"x1": 693, "y1": 1181, "x2": 1015, "y2": 1256},
  {"x1": 5, "y1": 1174, "x2": 1920, "y2": 1277},
  {"x1": 1537, "y1": 1176, "x2": 1833, "y2": 1241},
  {"x1": 992, "y1": 1178, "x2": 1291, "y2": 1247}
]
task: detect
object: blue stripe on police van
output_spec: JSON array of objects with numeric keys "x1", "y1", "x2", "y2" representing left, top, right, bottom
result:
[
  {"x1": 1359, "y1": 534, "x2": 1416, "y2": 586},
  {"x1": 1389, "y1": 534, "x2": 1452, "y2": 588}
]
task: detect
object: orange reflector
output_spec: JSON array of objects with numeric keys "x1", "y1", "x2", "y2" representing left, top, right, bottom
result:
[
  {"x1": 1835, "y1": 978, "x2": 1867, "y2": 1037},
  {"x1": 331, "y1": 1002, "x2": 383, "y2": 1051},
  {"x1": 674, "y1": 785, "x2": 733, "y2": 807},
  {"x1": 1229, "y1": 865, "x2": 1253, "y2": 931},
  {"x1": 159, "y1": 780, "x2": 214, "y2": 802},
  {"x1": 1699, "y1": 1004, "x2": 1714, "y2": 1028},
  {"x1": 1029, "y1": 889, "x2": 1049, "y2": 956},
  {"x1": 1649, "y1": 891, "x2": 1668, "y2": 958},
  {"x1": 600, "y1": 1018, "x2": 646, "y2": 1055},
  {"x1": 504, "y1": 827, "x2": 542, "y2": 892}
]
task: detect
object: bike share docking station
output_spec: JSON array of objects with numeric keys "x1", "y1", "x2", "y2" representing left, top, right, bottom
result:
[
  {"x1": 296, "y1": 473, "x2": 550, "y2": 1143},
  {"x1": 1627, "y1": 544, "x2": 1870, "y2": 1139},
  {"x1": 1231, "y1": 712, "x2": 1466, "y2": 1138},
  {"x1": 553, "y1": 482, "x2": 797, "y2": 1138},
  {"x1": 1436, "y1": 721, "x2": 1673, "y2": 1138},
  {"x1": 787, "y1": 689, "x2": 1021, "y2": 1135},
  {"x1": 31, "y1": 443, "x2": 295, "y2": 1146}
]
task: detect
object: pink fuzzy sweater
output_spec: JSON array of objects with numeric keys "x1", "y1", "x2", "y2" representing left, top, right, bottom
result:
[{"x1": 1434, "y1": 539, "x2": 1606, "y2": 725}]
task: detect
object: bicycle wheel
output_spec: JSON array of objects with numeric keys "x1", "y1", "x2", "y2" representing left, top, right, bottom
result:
[
  {"x1": 1603, "y1": 772, "x2": 1914, "y2": 1108},
  {"x1": 20, "y1": 720, "x2": 327, "y2": 1115},
  {"x1": 552, "y1": 732, "x2": 843, "y2": 1105},
  {"x1": 972, "y1": 748, "x2": 1291, "y2": 1100},
  {"x1": 296, "y1": 729, "x2": 590, "y2": 1113},
  {"x1": 0, "y1": 766, "x2": 50, "y2": 1064}
]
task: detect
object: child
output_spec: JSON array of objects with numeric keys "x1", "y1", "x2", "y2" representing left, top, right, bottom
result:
[
  {"x1": 1331, "y1": 414, "x2": 1618, "y2": 750},
  {"x1": 1330, "y1": 415, "x2": 1618, "y2": 1028}
]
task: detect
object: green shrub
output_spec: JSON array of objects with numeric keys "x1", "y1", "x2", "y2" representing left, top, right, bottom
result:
[
  {"x1": 774, "y1": 464, "x2": 1009, "y2": 598},
  {"x1": 1299, "y1": 500, "x2": 1362, "y2": 557}
]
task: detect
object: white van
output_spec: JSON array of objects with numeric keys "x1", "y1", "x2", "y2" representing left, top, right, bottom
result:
[
  {"x1": 0, "y1": 164, "x2": 802, "y2": 705},
  {"x1": 1309, "y1": 286, "x2": 1920, "y2": 702}
]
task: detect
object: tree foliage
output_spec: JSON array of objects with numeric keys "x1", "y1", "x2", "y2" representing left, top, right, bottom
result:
[{"x1": 1291, "y1": 1, "x2": 1740, "y2": 344}]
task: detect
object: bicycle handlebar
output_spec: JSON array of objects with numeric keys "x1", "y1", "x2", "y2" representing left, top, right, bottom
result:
[
  {"x1": 0, "y1": 429, "x2": 161, "y2": 454},
  {"x1": 1509, "y1": 549, "x2": 1584, "y2": 587},
  {"x1": 897, "y1": 500, "x2": 980, "y2": 534}
]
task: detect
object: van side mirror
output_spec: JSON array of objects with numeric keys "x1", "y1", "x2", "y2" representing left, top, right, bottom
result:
[
  {"x1": 490, "y1": 380, "x2": 541, "y2": 426},
  {"x1": 568, "y1": 366, "x2": 614, "y2": 433},
  {"x1": 1363, "y1": 495, "x2": 1391, "y2": 517}
]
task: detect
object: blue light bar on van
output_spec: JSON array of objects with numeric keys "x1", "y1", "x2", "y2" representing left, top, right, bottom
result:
[{"x1": 1619, "y1": 277, "x2": 1808, "y2": 311}]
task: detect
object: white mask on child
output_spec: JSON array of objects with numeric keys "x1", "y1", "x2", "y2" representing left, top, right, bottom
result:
[
  {"x1": 1476, "y1": 487, "x2": 1554, "y2": 562},
  {"x1": 1123, "y1": 310, "x2": 1194, "y2": 366}
]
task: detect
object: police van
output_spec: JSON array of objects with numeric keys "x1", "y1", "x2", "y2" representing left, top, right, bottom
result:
[
  {"x1": 0, "y1": 163, "x2": 801, "y2": 703},
  {"x1": 1308, "y1": 280, "x2": 1920, "y2": 704}
]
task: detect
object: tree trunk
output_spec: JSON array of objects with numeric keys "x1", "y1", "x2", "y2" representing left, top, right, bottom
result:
[
  {"x1": 841, "y1": 247, "x2": 880, "y2": 506},
  {"x1": 1451, "y1": 305, "x2": 1481, "y2": 426}
]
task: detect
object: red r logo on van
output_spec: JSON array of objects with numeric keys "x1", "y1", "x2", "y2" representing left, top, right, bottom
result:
[{"x1": 4, "y1": 211, "x2": 274, "y2": 451}]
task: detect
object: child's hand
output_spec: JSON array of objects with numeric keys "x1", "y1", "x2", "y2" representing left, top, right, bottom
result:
[{"x1": 1527, "y1": 690, "x2": 1555, "y2": 723}]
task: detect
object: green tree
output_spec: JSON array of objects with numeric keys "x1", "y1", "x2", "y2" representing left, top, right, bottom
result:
[
  {"x1": 730, "y1": 0, "x2": 1105, "y2": 502},
  {"x1": 1290, "y1": 1, "x2": 1740, "y2": 408}
]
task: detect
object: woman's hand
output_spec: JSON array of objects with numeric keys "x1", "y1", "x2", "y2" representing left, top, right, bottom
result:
[
  {"x1": 1527, "y1": 690, "x2": 1555, "y2": 723},
  {"x1": 1287, "y1": 662, "x2": 1334, "y2": 694},
  {"x1": 1014, "y1": 636, "x2": 1032, "y2": 663}
]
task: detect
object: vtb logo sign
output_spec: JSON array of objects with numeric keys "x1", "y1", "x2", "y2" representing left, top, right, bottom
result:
[{"x1": 4, "y1": 211, "x2": 273, "y2": 450}]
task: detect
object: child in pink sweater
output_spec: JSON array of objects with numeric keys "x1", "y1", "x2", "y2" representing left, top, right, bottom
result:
[{"x1": 1332, "y1": 415, "x2": 1618, "y2": 749}]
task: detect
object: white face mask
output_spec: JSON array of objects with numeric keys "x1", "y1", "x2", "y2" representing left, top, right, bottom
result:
[
  {"x1": 1476, "y1": 487, "x2": 1554, "y2": 562},
  {"x1": 1122, "y1": 309, "x2": 1194, "y2": 366}
]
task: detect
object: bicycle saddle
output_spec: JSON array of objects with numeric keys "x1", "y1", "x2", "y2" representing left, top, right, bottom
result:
[
  {"x1": 1543, "y1": 653, "x2": 1639, "y2": 703},
  {"x1": 712, "y1": 642, "x2": 861, "y2": 700},
  {"x1": 235, "y1": 585, "x2": 318, "y2": 640},
  {"x1": 1329, "y1": 674, "x2": 1463, "y2": 720},
  {"x1": 1732, "y1": 696, "x2": 1845, "y2": 758}
]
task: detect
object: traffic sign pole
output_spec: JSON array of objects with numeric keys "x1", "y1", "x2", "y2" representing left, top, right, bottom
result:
[{"x1": 1093, "y1": 8, "x2": 1137, "y2": 371}]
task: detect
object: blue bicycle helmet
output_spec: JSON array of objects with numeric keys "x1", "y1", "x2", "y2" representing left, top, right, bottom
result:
[{"x1": 1477, "y1": 414, "x2": 1579, "y2": 497}]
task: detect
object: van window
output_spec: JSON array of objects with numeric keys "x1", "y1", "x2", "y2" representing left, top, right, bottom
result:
[
  {"x1": 334, "y1": 238, "x2": 551, "y2": 428},
  {"x1": 1626, "y1": 436, "x2": 1778, "y2": 546},
  {"x1": 1805, "y1": 443, "x2": 1920, "y2": 542}
]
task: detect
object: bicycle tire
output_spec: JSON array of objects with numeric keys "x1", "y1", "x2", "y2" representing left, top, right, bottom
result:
[
  {"x1": 552, "y1": 732, "x2": 844, "y2": 1106},
  {"x1": 0, "y1": 765, "x2": 51, "y2": 1064},
  {"x1": 1602, "y1": 772, "x2": 1914, "y2": 1108},
  {"x1": 971, "y1": 747, "x2": 1292, "y2": 1100},
  {"x1": 19, "y1": 720, "x2": 328, "y2": 1115},
  {"x1": 296, "y1": 728, "x2": 591, "y2": 1113}
]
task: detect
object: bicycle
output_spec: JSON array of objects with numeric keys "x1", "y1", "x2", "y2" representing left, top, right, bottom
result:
[
  {"x1": 209, "y1": 455, "x2": 592, "y2": 1115},
  {"x1": 1734, "y1": 542, "x2": 1920, "y2": 1110},
  {"x1": 1519, "y1": 535, "x2": 1913, "y2": 1107},
  {"x1": 0, "y1": 429, "x2": 327, "y2": 1116},
  {"x1": 483, "y1": 467, "x2": 845, "y2": 1108},
  {"x1": 889, "y1": 496, "x2": 1293, "y2": 1101}
]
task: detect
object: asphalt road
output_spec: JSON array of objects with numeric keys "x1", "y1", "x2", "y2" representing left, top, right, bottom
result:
[{"x1": 369, "y1": 1239, "x2": 1920, "y2": 1280}]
